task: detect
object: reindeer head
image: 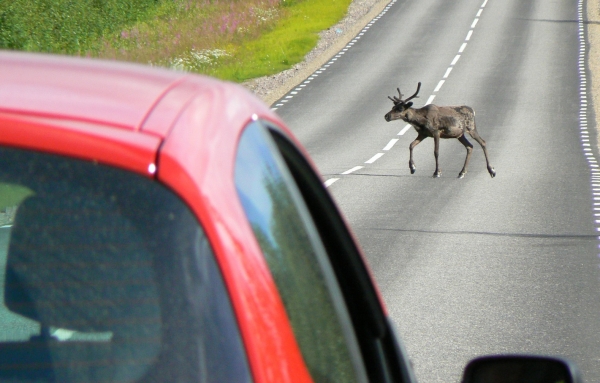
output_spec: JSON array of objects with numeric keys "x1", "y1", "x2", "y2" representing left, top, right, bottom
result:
[{"x1": 384, "y1": 82, "x2": 421, "y2": 122}]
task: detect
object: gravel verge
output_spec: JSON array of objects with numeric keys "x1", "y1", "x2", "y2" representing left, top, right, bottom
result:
[{"x1": 242, "y1": 0, "x2": 391, "y2": 106}]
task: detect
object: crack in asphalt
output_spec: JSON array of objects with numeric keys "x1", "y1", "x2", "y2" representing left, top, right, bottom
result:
[{"x1": 360, "y1": 227, "x2": 599, "y2": 240}]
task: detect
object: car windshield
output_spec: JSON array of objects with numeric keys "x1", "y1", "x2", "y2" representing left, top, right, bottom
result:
[{"x1": 0, "y1": 147, "x2": 251, "y2": 383}]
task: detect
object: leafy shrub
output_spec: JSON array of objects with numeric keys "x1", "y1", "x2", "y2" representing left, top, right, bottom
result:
[{"x1": 0, "y1": 0, "x2": 160, "y2": 53}]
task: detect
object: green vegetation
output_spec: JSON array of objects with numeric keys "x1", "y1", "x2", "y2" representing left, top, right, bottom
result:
[
  {"x1": 0, "y1": 0, "x2": 352, "y2": 83},
  {"x1": 199, "y1": 0, "x2": 354, "y2": 81},
  {"x1": 0, "y1": 184, "x2": 33, "y2": 212},
  {"x1": 0, "y1": 0, "x2": 159, "y2": 53}
]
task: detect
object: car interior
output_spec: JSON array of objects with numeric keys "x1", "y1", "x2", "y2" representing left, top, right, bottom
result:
[{"x1": 0, "y1": 147, "x2": 252, "y2": 383}]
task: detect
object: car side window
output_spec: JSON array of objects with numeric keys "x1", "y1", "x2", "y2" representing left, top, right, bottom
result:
[{"x1": 234, "y1": 121, "x2": 368, "y2": 383}]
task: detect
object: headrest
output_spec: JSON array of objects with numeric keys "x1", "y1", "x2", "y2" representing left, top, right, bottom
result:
[{"x1": 4, "y1": 190, "x2": 161, "y2": 334}]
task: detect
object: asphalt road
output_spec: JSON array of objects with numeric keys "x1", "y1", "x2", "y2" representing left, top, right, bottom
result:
[{"x1": 274, "y1": 0, "x2": 600, "y2": 382}]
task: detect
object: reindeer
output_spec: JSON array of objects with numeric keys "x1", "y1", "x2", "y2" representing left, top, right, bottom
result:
[{"x1": 384, "y1": 82, "x2": 496, "y2": 179}]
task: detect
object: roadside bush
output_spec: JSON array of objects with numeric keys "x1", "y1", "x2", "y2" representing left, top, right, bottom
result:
[{"x1": 0, "y1": 0, "x2": 159, "y2": 53}]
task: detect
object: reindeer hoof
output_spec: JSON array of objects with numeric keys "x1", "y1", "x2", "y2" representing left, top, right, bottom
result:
[
  {"x1": 458, "y1": 172, "x2": 465, "y2": 179},
  {"x1": 489, "y1": 168, "x2": 496, "y2": 178},
  {"x1": 433, "y1": 172, "x2": 441, "y2": 178},
  {"x1": 409, "y1": 164, "x2": 416, "y2": 174}
]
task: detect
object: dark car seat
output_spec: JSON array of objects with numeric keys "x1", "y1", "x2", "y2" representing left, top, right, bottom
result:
[{"x1": 0, "y1": 189, "x2": 162, "y2": 383}]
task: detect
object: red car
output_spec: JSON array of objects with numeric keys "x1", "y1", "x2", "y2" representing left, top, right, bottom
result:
[{"x1": 0, "y1": 51, "x2": 579, "y2": 383}]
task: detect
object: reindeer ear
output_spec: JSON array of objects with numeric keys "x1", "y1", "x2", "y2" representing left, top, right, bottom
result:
[{"x1": 406, "y1": 102, "x2": 413, "y2": 108}]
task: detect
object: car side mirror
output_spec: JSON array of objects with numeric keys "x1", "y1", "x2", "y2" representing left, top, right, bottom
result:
[{"x1": 461, "y1": 355, "x2": 583, "y2": 383}]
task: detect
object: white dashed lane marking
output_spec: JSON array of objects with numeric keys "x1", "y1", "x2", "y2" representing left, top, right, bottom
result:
[
  {"x1": 365, "y1": 153, "x2": 384, "y2": 164},
  {"x1": 342, "y1": 166, "x2": 364, "y2": 175},
  {"x1": 383, "y1": 139, "x2": 399, "y2": 151},
  {"x1": 324, "y1": 178, "x2": 339, "y2": 187},
  {"x1": 398, "y1": 124, "x2": 412, "y2": 136},
  {"x1": 434, "y1": 80, "x2": 445, "y2": 92}
]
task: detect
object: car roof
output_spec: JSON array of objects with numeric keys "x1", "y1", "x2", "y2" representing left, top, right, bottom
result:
[
  {"x1": 0, "y1": 51, "x2": 285, "y2": 175},
  {"x1": 0, "y1": 51, "x2": 186, "y2": 132}
]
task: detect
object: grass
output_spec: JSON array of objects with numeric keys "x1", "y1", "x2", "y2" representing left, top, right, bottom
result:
[
  {"x1": 199, "y1": 0, "x2": 354, "y2": 81},
  {"x1": 0, "y1": 0, "x2": 353, "y2": 83},
  {"x1": 101, "y1": 0, "x2": 353, "y2": 82},
  {"x1": 99, "y1": 0, "x2": 283, "y2": 70}
]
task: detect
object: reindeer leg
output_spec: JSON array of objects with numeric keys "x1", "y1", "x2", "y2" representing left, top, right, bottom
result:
[
  {"x1": 457, "y1": 135, "x2": 473, "y2": 178},
  {"x1": 468, "y1": 129, "x2": 496, "y2": 178},
  {"x1": 433, "y1": 132, "x2": 441, "y2": 178},
  {"x1": 409, "y1": 132, "x2": 427, "y2": 174}
]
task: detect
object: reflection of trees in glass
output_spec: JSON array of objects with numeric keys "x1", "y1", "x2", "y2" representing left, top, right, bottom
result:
[
  {"x1": 235, "y1": 122, "x2": 358, "y2": 383},
  {"x1": 0, "y1": 183, "x2": 34, "y2": 226},
  {"x1": 250, "y1": 168, "x2": 357, "y2": 383}
]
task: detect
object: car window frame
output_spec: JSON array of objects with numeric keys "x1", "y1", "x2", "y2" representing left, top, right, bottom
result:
[{"x1": 266, "y1": 122, "x2": 416, "y2": 383}]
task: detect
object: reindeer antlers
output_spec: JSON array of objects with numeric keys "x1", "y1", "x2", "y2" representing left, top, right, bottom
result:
[
  {"x1": 405, "y1": 82, "x2": 421, "y2": 103},
  {"x1": 388, "y1": 95, "x2": 401, "y2": 104},
  {"x1": 388, "y1": 82, "x2": 421, "y2": 104},
  {"x1": 387, "y1": 88, "x2": 404, "y2": 104}
]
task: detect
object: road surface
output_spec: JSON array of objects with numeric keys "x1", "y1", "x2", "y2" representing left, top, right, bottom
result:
[{"x1": 274, "y1": 0, "x2": 600, "y2": 381}]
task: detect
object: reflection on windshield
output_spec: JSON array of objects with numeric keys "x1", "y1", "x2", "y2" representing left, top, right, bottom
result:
[{"x1": 235, "y1": 121, "x2": 359, "y2": 383}]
